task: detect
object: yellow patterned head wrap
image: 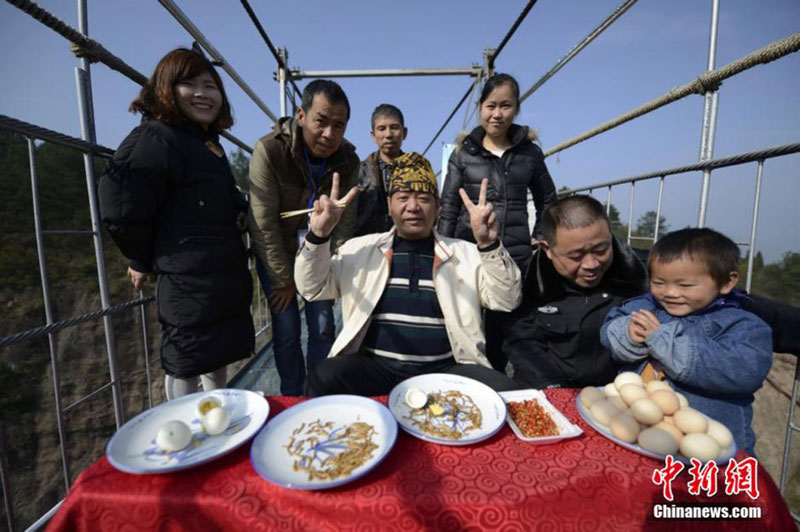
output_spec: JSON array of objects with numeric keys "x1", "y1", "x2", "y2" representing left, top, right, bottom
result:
[{"x1": 388, "y1": 152, "x2": 439, "y2": 198}]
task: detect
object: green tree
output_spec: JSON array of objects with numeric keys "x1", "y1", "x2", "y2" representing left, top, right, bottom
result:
[
  {"x1": 229, "y1": 148, "x2": 250, "y2": 190},
  {"x1": 634, "y1": 211, "x2": 669, "y2": 240}
]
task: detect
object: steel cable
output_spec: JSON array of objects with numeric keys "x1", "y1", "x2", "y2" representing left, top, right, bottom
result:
[
  {"x1": 491, "y1": 0, "x2": 539, "y2": 68},
  {"x1": 0, "y1": 296, "x2": 155, "y2": 347}
]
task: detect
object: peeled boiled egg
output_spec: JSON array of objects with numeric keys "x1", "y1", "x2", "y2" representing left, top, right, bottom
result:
[
  {"x1": 610, "y1": 412, "x2": 641, "y2": 443},
  {"x1": 646, "y1": 380, "x2": 672, "y2": 394},
  {"x1": 579, "y1": 387, "x2": 605, "y2": 409},
  {"x1": 590, "y1": 399, "x2": 621, "y2": 427},
  {"x1": 650, "y1": 390, "x2": 680, "y2": 416},
  {"x1": 405, "y1": 388, "x2": 428, "y2": 409},
  {"x1": 638, "y1": 427, "x2": 679, "y2": 455},
  {"x1": 619, "y1": 383, "x2": 648, "y2": 406},
  {"x1": 680, "y1": 433, "x2": 721, "y2": 462},
  {"x1": 706, "y1": 419, "x2": 734, "y2": 449},
  {"x1": 201, "y1": 406, "x2": 231, "y2": 435},
  {"x1": 614, "y1": 371, "x2": 644, "y2": 390},
  {"x1": 604, "y1": 383, "x2": 620, "y2": 398},
  {"x1": 197, "y1": 396, "x2": 223, "y2": 418},
  {"x1": 629, "y1": 398, "x2": 663, "y2": 425},
  {"x1": 156, "y1": 420, "x2": 193, "y2": 451},
  {"x1": 673, "y1": 408, "x2": 708, "y2": 434}
]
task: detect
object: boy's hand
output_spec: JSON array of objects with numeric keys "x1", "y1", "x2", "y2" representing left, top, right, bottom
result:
[
  {"x1": 631, "y1": 309, "x2": 661, "y2": 341},
  {"x1": 628, "y1": 318, "x2": 648, "y2": 344}
]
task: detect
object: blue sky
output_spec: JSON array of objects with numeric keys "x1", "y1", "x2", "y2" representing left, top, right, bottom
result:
[{"x1": 1, "y1": 0, "x2": 798, "y2": 261}]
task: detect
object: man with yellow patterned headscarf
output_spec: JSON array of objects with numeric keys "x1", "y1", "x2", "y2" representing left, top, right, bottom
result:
[{"x1": 295, "y1": 152, "x2": 523, "y2": 396}]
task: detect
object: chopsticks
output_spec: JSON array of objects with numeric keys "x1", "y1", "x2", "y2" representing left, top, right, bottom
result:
[{"x1": 279, "y1": 200, "x2": 347, "y2": 219}]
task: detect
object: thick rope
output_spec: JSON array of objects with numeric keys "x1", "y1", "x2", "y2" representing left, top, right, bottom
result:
[
  {"x1": 0, "y1": 114, "x2": 115, "y2": 157},
  {"x1": 0, "y1": 297, "x2": 155, "y2": 347},
  {"x1": 544, "y1": 31, "x2": 800, "y2": 158},
  {"x1": 7, "y1": 0, "x2": 253, "y2": 154},
  {"x1": 561, "y1": 142, "x2": 800, "y2": 195}
]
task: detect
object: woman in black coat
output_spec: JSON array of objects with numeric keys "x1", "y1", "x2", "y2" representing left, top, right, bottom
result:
[
  {"x1": 438, "y1": 73, "x2": 557, "y2": 370},
  {"x1": 99, "y1": 48, "x2": 254, "y2": 398}
]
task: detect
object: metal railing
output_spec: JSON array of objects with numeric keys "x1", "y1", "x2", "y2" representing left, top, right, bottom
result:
[{"x1": 2, "y1": 0, "x2": 799, "y2": 529}]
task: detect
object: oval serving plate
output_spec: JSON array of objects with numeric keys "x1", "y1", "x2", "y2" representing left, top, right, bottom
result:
[
  {"x1": 250, "y1": 395, "x2": 398, "y2": 490},
  {"x1": 106, "y1": 389, "x2": 269, "y2": 474},
  {"x1": 575, "y1": 388, "x2": 736, "y2": 465},
  {"x1": 388, "y1": 373, "x2": 507, "y2": 446}
]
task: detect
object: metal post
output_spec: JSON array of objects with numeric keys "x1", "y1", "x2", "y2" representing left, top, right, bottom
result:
[
  {"x1": 75, "y1": 0, "x2": 124, "y2": 428},
  {"x1": 780, "y1": 360, "x2": 800, "y2": 494},
  {"x1": 654, "y1": 176, "x2": 665, "y2": 243},
  {"x1": 278, "y1": 48, "x2": 287, "y2": 117},
  {"x1": 605, "y1": 186, "x2": 612, "y2": 216},
  {"x1": 626, "y1": 182, "x2": 636, "y2": 245},
  {"x1": 28, "y1": 138, "x2": 72, "y2": 491},
  {"x1": 138, "y1": 291, "x2": 153, "y2": 409},
  {"x1": 746, "y1": 161, "x2": 764, "y2": 293},
  {"x1": 697, "y1": 0, "x2": 720, "y2": 227},
  {"x1": 483, "y1": 48, "x2": 496, "y2": 79},
  {"x1": 0, "y1": 423, "x2": 16, "y2": 532}
]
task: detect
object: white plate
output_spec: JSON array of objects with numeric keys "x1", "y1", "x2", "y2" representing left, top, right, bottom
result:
[
  {"x1": 106, "y1": 389, "x2": 269, "y2": 474},
  {"x1": 388, "y1": 373, "x2": 507, "y2": 446},
  {"x1": 250, "y1": 395, "x2": 397, "y2": 490},
  {"x1": 575, "y1": 389, "x2": 736, "y2": 465},
  {"x1": 500, "y1": 389, "x2": 583, "y2": 444}
]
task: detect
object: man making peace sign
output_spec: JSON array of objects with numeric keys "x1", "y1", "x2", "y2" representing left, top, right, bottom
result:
[{"x1": 295, "y1": 152, "x2": 522, "y2": 396}]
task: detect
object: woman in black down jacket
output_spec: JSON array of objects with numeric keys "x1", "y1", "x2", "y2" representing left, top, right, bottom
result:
[
  {"x1": 438, "y1": 73, "x2": 557, "y2": 370},
  {"x1": 99, "y1": 48, "x2": 254, "y2": 399}
]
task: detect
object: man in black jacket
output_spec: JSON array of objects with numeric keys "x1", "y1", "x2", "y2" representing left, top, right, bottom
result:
[
  {"x1": 502, "y1": 195, "x2": 648, "y2": 388},
  {"x1": 354, "y1": 104, "x2": 407, "y2": 236}
]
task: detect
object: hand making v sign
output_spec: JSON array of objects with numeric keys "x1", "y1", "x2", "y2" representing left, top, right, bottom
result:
[
  {"x1": 309, "y1": 172, "x2": 359, "y2": 239},
  {"x1": 459, "y1": 178, "x2": 499, "y2": 248}
]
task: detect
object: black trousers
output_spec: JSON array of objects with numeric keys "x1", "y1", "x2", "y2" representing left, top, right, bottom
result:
[{"x1": 305, "y1": 353, "x2": 521, "y2": 397}]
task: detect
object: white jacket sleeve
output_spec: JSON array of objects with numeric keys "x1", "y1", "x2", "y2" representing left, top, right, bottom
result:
[
  {"x1": 294, "y1": 238, "x2": 341, "y2": 301},
  {"x1": 477, "y1": 244, "x2": 522, "y2": 312}
]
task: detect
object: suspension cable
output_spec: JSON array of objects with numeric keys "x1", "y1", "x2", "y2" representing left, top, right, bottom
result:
[
  {"x1": 422, "y1": 79, "x2": 480, "y2": 157},
  {"x1": 240, "y1": 0, "x2": 303, "y2": 99},
  {"x1": 520, "y1": 0, "x2": 638, "y2": 102},
  {"x1": 544, "y1": 31, "x2": 800, "y2": 158},
  {"x1": 491, "y1": 0, "x2": 539, "y2": 68}
]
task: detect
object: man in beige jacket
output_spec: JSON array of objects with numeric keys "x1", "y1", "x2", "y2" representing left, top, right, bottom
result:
[{"x1": 295, "y1": 152, "x2": 522, "y2": 396}]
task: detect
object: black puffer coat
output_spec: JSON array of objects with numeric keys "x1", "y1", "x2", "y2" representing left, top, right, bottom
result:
[
  {"x1": 438, "y1": 125, "x2": 556, "y2": 273},
  {"x1": 99, "y1": 117, "x2": 254, "y2": 378},
  {"x1": 502, "y1": 237, "x2": 648, "y2": 388}
]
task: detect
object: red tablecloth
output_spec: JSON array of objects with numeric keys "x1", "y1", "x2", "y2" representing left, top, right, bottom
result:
[{"x1": 47, "y1": 389, "x2": 793, "y2": 531}]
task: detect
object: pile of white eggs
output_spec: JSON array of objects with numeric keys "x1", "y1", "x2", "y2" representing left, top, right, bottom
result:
[
  {"x1": 580, "y1": 372, "x2": 734, "y2": 462},
  {"x1": 155, "y1": 395, "x2": 232, "y2": 452}
]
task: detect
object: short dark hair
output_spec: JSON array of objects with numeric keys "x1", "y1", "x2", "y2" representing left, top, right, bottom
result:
[
  {"x1": 301, "y1": 79, "x2": 350, "y2": 120},
  {"x1": 130, "y1": 48, "x2": 233, "y2": 129},
  {"x1": 649, "y1": 228, "x2": 740, "y2": 287},
  {"x1": 541, "y1": 195, "x2": 610, "y2": 246},
  {"x1": 371, "y1": 103, "x2": 404, "y2": 129},
  {"x1": 479, "y1": 73, "x2": 521, "y2": 110}
]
